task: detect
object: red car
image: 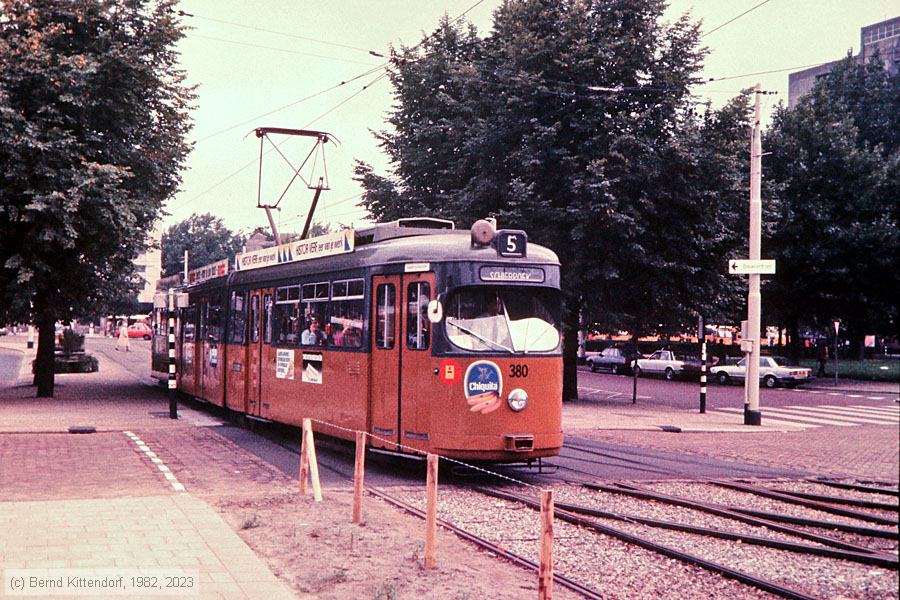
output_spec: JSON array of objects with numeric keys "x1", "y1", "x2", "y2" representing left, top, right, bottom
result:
[{"x1": 124, "y1": 322, "x2": 152, "y2": 340}]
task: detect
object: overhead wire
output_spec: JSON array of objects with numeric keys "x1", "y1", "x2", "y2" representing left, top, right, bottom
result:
[
  {"x1": 700, "y1": 0, "x2": 774, "y2": 39},
  {"x1": 171, "y1": 0, "x2": 490, "y2": 214},
  {"x1": 181, "y1": 12, "x2": 376, "y2": 55},
  {"x1": 186, "y1": 33, "x2": 381, "y2": 66}
]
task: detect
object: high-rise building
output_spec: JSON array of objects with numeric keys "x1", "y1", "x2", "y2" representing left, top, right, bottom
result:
[
  {"x1": 134, "y1": 224, "x2": 162, "y2": 312},
  {"x1": 788, "y1": 16, "x2": 899, "y2": 107}
]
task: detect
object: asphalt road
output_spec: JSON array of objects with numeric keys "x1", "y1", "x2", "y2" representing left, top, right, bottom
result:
[{"x1": 576, "y1": 365, "x2": 897, "y2": 410}]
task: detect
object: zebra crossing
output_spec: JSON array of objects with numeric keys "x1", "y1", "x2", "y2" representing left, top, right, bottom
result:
[{"x1": 714, "y1": 404, "x2": 900, "y2": 429}]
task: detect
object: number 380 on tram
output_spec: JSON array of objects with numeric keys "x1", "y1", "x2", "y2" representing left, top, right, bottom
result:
[{"x1": 152, "y1": 218, "x2": 563, "y2": 461}]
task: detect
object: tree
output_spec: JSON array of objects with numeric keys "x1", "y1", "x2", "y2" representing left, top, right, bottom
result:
[
  {"x1": 162, "y1": 214, "x2": 245, "y2": 277},
  {"x1": 764, "y1": 56, "x2": 899, "y2": 358},
  {"x1": 355, "y1": 0, "x2": 749, "y2": 398},
  {"x1": 0, "y1": 0, "x2": 193, "y2": 396}
]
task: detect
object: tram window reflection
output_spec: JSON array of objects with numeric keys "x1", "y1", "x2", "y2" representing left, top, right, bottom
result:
[{"x1": 445, "y1": 286, "x2": 560, "y2": 353}]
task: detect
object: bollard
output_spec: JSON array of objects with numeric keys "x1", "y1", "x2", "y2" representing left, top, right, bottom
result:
[
  {"x1": 424, "y1": 453, "x2": 438, "y2": 569},
  {"x1": 700, "y1": 341, "x2": 707, "y2": 414},
  {"x1": 539, "y1": 489, "x2": 554, "y2": 600},
  {"x1": 352, "y1": 431, "x2": 366, "y2": 524}
]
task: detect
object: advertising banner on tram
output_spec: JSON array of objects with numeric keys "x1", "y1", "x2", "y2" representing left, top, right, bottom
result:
[{"x1": 234, "y1": 229, "x2": 355, "y2": 272}]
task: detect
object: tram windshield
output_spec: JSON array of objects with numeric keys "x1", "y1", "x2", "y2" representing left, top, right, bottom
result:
[{"x1": 444, "y1": 287, "x2": 560, "y2": 353}]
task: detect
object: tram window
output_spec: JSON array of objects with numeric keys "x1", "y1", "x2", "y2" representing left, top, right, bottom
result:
[
  {"x1": 300, "y1": 282, "x2": 329, "y2": 347},
  {"x1": 274, "y1": 285, "x2": 301, "y2": 346},
  {"x1": 229, "y1": 291, "x2": 246, "y2": 345},
  {"x1": 208, "y1": 296, "x2": 224, "y2": 343},
  {"x1": 331, "y1": 278, "x2": 364, "y2": 348},
  {"x1": 445, "y1": 287, "x2": 560, "y2": 353},
  {"x1": 263, "y1": 294, "x2": 273, "y2": 344},
  {"x1": 249, "y1": 295, "x2": 260, "y2": 343},
  {"x1": 375, "y1": 284, "x2": 396, "y2": 349},
  {"x1": 406, "y1": 282, "x2": 431, "y2": 350},
  {"x1": 182, "y1": 307, "x2": 196, "y2": 343}
]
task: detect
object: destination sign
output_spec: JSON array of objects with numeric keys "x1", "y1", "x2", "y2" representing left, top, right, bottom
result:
[
  {"x1": 235, "y1": 229, "x2": 355, "y2": 272},
  {"x1": 479, "y1": 266, "x2": 545, "y2": 283},
  {"x1": 728, "y1": 259, "x2": 776, "y2": 275}
]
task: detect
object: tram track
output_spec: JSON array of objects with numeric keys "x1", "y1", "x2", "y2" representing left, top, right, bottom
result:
[{"x1": 208, "y1": 410, "x2": 898, "y2": 598}]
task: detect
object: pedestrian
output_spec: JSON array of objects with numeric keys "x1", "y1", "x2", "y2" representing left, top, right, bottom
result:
[
  {"x1": 115, "y1": 320, "x2": 131, "y2": 352},
  {"x1": 816, "y1": 343, "x2": 827, "y2": 377}
]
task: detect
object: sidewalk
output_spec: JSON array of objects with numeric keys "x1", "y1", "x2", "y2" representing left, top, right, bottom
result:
[{"x1": 0, "y1": 344, "x2": 300, "y2": 599}]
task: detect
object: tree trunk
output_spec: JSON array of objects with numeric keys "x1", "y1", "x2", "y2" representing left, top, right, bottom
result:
[
  {"x1": 561, "y1": 298, "x2": 580, "y2": 401},
  {"x1": 34, "y1": 313, "x2": 56, "y2": 397},
  {"x1": 787, "y1": 316, "x2": 800, "y2": 363}
]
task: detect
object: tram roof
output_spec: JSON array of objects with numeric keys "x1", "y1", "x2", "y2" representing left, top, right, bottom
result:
[{"x1": 185, "y1": 229, "x2": 559, "y2": 293}]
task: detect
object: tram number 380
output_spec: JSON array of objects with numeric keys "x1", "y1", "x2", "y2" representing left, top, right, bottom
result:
[{"x1": 509, "y1": 364, "x2": 529, "y2": 378}]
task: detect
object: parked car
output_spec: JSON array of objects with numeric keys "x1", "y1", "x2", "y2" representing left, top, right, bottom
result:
[
  {"x1": 586, "y1": 347, "x2": 641, "y2": 374},
  {"x1": 635, "y1": 349, "x2": 687, "y2": 380},
  {"x1": 0, "y1": 326, "x2": 7, "y2": 336},
  {"x1": 125, "y1": 322, "x2": 152, "y2": 340},
  {"x1": 714, "y1": 355, "x2": 812, "y2": 388}
]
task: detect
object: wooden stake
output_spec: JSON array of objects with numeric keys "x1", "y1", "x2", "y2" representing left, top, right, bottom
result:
[
  {"x1": 424, "y1": 453, "x2": 439, "y2": 569},
  {"x1": 300, "y1": 418, "x2": 322, "y2": 501},
  {"x1": 352, "y1": 431, "x2": 366, "y2": 524},
  {"x1": 299, "y1": 423, "x2": 309, "y2": 496},
  {"x1": 539, "y1": 489, "x2": 554, "y2": 600}
]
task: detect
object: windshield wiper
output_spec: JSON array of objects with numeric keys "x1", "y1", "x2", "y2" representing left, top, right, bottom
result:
[{"x1": 446, "y1": 318, "x2": 515, "y2": 353}]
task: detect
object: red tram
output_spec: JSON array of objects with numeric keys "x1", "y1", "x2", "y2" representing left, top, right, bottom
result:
[{"x1": 152, "y1": 218, "x2": 563, "y2": 461}]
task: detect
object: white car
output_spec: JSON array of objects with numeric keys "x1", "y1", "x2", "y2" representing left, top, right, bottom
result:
[
  {"x1": 635, "y1": 350, "x2": 684, "y2": 381},
  {"x1": 714, "y1": 355, "x2": 813, "y2": 388}
]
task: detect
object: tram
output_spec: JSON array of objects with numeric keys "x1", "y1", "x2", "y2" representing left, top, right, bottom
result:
[{"x1": 152, "y1": 218, "x2": 563, "y2": 461}]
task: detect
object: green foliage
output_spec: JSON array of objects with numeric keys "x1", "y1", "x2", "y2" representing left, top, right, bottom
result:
[
  {"x1": 354, "y1": 0, "x2": 750, "y2": 336},
  {"x1": 162, "y1": 213, "x2": 246, "y2": 276},
  {"x1": 764, "y1": 56, "x2": 899, "y2": 347},
  {"x1": 0, "y1": 0, "x2": 194, "y2": 394}
]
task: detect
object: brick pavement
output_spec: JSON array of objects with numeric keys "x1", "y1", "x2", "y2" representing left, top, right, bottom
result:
[{"x1": 0, "y1": 342, "x2": 301, "y2": 599}]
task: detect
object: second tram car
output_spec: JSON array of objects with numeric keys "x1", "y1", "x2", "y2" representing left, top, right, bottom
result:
[{"x1": 153, "y1": 218, "x2": 563, "y2": 461}]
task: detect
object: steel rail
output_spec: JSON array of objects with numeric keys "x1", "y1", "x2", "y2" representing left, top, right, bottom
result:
[
  {"x1": 473, "y1": 487, "x2": 819, "y2": 600},
  {"x1": 765, "y1": 487, "x2": 899, "y2": 511},
  {"x1": 366, "y1": 487, "x2": 606, "y2": 600},
  {"x1": 807, "y1": 478, "x2": 900, "y2": 498},
  {"x1": 587, "y1": 482, "x2": 884, "y2": 553},
  {"x1": 711, "y1": 480, "x2": 899, "y2": 526},
  {"x1": 725, "y1": 506, "x2": 899, "y2": 539},
  {"x1": 477, "y1": 487, "x2": 898, "y2": 569}
]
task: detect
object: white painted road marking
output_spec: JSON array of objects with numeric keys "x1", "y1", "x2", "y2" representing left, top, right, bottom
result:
[{"x1": 123, "y1": 432, "x2": 186, "y2": 493}]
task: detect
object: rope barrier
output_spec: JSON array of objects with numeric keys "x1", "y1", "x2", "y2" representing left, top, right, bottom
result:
[{"x1": 307, "y1": 417, "x2": 542, "y2": 490}]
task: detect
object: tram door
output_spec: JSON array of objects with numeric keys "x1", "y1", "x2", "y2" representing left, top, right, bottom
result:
[
  {"x1": 370, "y1": 276, "x2": 401, "y2": 449},
  {"x1": 370, "y1": 273, "x2": 435, "y2": 453},
  {"x1": 245, "y1": 289, "x2": 272, "y2": 417}
]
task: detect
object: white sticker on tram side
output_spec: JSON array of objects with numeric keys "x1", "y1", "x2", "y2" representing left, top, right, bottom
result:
[
  {"x1": 404, "y1": 262, "x2": 430, "y2": 273},
  {"x1": 123, "y1": 432, "x2": 186, "y2": 493}
]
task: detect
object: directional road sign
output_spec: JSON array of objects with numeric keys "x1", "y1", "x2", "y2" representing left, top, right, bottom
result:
[{"x1": 728, "y1": 259, "x2": 776, "y2": 274}]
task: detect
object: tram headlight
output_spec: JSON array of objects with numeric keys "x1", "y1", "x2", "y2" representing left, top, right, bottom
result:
[{"x1": 507, "y1": 388, "x2": 528, "y2": 412}]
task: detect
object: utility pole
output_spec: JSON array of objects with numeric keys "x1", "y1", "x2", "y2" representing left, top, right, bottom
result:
[{"x1": 744, "y1": 84, "x2": 763, "y2": 426}]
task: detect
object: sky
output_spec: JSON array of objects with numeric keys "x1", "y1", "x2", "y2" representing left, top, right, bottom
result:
[{"x1": 166, "y1": 0, "x2": 898, "y2": 238}]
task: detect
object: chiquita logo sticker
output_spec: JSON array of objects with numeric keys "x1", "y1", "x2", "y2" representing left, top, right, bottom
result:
[{"x1": 464, "y1": 360, "x2": 503, "y2": 414}]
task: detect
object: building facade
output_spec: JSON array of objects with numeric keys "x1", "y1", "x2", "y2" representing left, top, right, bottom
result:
[{"x1": 788, "y1": 16, "x2": 899, "y2": 107}]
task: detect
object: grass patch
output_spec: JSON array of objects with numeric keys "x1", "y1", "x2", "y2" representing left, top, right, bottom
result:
[{"x1": 799, "y1": 358, "x2": 899, "y2": 382}]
